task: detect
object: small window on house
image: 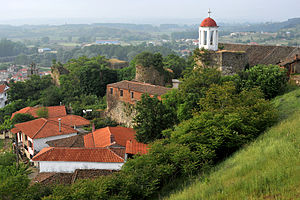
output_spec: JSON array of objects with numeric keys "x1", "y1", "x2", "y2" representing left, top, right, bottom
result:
[
  {"x1": 110, "y1": 88, "x2": 113, "y2": 94},
  {"x1": 28, "y1": 141, "x2": 33, "y2": 148},
  {"x1": 120, "y1": 90, "x2": 123, "y2": 97},
  {"x1": 204, "y1": 31, "x2": 207, "y2": 45},
  {"x1": 210, "y1": 31, "x2": 214, "y2": 45},
  {"x1": 131, "y1": 91, "x2": 134, "y2": 99}
]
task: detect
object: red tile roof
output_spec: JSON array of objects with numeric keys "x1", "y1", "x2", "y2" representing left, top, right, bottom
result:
[
  {"x1": 13, "y1": 118, "x2": 77, "y2": 139},
  {"x1": 200, "y1": 17, "x2": 218, "y2": 27},
  {"x1": 84, "y1": 127, "x2": 136, "y2": 148},
  {"x1": 107, "y1": 80, "x2": 171, "y2": 96},
  {"x1": 0, "y1": 84, "x2": 8, "y2": 93},
  {"x1": 49, "y1": 115, "x2": 90, "y2": 127},
  {"x1": 125, "y1": 140, "x2": 148, "y2": 155},
  {"x1": 32, "y1": 147, "x2": 125, "y2": 163},
  {"x1": 11, "y1": 106, "x2": 67, "y2": 119}
]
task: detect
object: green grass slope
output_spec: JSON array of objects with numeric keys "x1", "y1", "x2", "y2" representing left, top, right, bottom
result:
[{"x1": 166, "y1": 88, "x2": 300, "y2": 200}]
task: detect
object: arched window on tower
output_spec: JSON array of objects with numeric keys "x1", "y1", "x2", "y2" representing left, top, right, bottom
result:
[
  {"x1": 204, "y1": 31, "x2": 207, "y2": 45},
  {"x1": 210, "y1": 31, "x2": 214, "y2": 45}
]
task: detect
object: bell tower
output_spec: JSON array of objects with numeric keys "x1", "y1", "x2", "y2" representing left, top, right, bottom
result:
[{"x1": 199, "y1": 9, "x2": 219, "y2": 51}]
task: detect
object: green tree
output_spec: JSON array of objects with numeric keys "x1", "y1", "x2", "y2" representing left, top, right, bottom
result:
[
  {"x1": 239, "y1": 64, "x2": 288, "y2": 99},
  {"x1": 36, "y1": 107, "x2": 48, "y2": 118},
  {"x1": 163, "y1": 54, "x2": 187, "y2": 78},
  {"x1": 133, "y1": 94, "x2": 175, "y2": 143},
  {"x1": 11, "y1": 113, "x2": 35, "y2": 124}
]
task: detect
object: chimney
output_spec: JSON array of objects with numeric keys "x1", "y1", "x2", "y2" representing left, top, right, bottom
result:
[
  {"x1": 58, "y1": 118, "x2": 61, "y2": 132},
  {"x1": 60, "y1": 102, "x2": 62, "y2": 106}
]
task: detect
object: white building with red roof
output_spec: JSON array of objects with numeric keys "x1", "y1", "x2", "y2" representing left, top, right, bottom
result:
[
  {"x1": 32, "y1": 147, "x2": 125, "y2": 173},
  {"x1": 0, "y1": 84, "x2": 9, "y2": 108},
  {"x1": 12, "y1": 118, "x2": 78, "y2": 159},
  {"x1": 199, "y1": 9, "x2": 219, "y2": 51}
]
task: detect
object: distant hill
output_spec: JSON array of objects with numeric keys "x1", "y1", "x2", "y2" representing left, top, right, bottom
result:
[{"x1": 165, "y1": 88, "x2": 300, "y2": 200}]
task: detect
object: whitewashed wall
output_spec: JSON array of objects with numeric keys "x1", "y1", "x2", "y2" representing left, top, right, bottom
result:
[
  {"x1": 38, "y1": 161, "x2": 124, "y2": 173},
  {"x1": 33, "y1": 133, "x2": 77, "y2": 152}
]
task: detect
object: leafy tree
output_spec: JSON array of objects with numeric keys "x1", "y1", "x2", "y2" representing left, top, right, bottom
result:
[
  {"x1": 133, "y1": 94, "x2": 176, "y2": 143},
  {"x1": 41, "y1": 36, "x2": 50, "y2": 44},
  {"x1": 239, "y1": 64, "x2": 288, "y2": 99},
  {"x1": 8, "y1": 75, "x2": 54, "y2": 103},
  {"x1": 163, "y1": 54, "x2": 187, "y2": 78},
  {"x1": 36, "y1": 107, "x2": 48, "y2": 118},
  {"x1": 39, "y1": 86, "x2": 62, "y2": 106},
  {"x1": 11, "y1": 113, "x2": 35, "y2": 124}
]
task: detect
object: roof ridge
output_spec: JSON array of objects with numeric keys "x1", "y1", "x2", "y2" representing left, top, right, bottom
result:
[
  {"x1": 32, "y1": 118, "x2": 48, "y2": 139},
  {"x1": 107, "y1": 147, "x2": 125, "y2": 161}
]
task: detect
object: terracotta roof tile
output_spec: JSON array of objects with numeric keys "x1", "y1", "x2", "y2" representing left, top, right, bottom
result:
[
  {"x1": 49, "y1": 115, "x2": 90, "y2": 127},
  {"x1": 13, "y1": 118, "x2": 77, "y2": 139},
  {"x1": 125, "y1": 140, "x2": 148, "y2": 155},
  {"x1": 84, "y1": 127, "x2": 136, "y2": 148},
  {"x1": 107, "y1": 80, "x2": 171, "y2": 96},
  {"x1": 32, "y1": 147, "x2": 125, "y2": 163},
  {"x1": 0, "y1": 84, "x2": 8, "y2": 93},
  {"x1": 46, "y1": 135, "x2": 85, "y2": 147},
  {"x1": 11, "y1": 106, "x2": 67, "y2": 119}
]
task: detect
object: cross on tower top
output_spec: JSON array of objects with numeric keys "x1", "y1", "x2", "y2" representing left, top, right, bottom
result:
[{"x1": 208, "y1": 8, "x2": 212, "y2": 17}]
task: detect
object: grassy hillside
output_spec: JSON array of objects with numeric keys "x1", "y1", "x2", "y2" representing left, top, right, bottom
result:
[{"x1": 165, "y1": 88, "x2": 300, "y2": 200}]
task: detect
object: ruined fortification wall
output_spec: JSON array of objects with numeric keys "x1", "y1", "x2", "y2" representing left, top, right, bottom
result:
[
  {"x1": 221, "y1": 51, "x2": 248, "y2": 75},
  {"x1": 51, "y1": 65, "x2": 69, "y2": 86},
  {"x1": 195, "y1": 50, "x2": 248, "y2": 75},
  {"x1": 106, "y1": 101, "x2": 136, "y2": 128},
  {"x1": 135, "y1": 65, "x2": 168, "y2": 86}
]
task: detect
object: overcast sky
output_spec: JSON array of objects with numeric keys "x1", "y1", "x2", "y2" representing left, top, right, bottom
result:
[{"x1": 0, "y1": 0, "x2": 299, "y2": 25}]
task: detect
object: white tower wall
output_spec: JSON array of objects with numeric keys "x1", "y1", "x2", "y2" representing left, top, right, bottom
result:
[{"x1": 198, "y1": 26, "x2": 218, "y2": 51}]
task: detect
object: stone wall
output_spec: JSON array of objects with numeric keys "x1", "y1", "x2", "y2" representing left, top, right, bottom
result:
[
  {"x1": 135, "y1": 65, "x2": 167, "y2": 86},
  {"x1": 195, "y1": 50, "x2": 248, "y2": 75},
  {"x1": 108, "y1": 59, "x2": 129, "y2": 70},
  {"x1": 220, "y1": 51, "x2": 248, "y2": 75},
  {"x1": 106, "y1": 100, "x2": 136, "y2": 128}
]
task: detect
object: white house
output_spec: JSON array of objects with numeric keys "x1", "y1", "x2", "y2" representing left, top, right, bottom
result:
[
  {"x1": 12, "y1": 118, "x2": 78, "y2": 159},
  {"x1": 32, "y1": 147, "x2": 125, "y2": 173},
  {"x1": 0, "y1": 84, "x2": 9, "y2": 108}
]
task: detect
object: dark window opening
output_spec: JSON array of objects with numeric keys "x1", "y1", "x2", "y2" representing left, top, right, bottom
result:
[
  {"x1": 120, "y1": 90, "x2": 123, "y2": 97},
  {"x1": 131, "y1": 92, "x2": 134, "y2": 99},
  {"x1": 210, "y1": 31, "x2": 214, "y2": 45},
  {"x1": 110, "y1": 88, "x2": 113, "y2": 94},
  {"x1": 204, "y1": 31, "x2": 207, "y2": 45}
]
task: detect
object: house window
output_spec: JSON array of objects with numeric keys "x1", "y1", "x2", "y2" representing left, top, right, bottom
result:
[
  {"x1": 131, "y1": 91, "x2": 134, "y2": 99},
  {"x1": 25, "y1": 135, "x2": 28, "y2": 141},
  {"x1": 120, "y1": 90, "x2": 123, "y2": 97},
  {"x1": 110, "y1": 88, "x2": 113, "y2": 94},
  {"x1": 210, "y1": 31, "x2": 214, "y2": 45},
  {"x1": 28, "y1": 140, "x2": 33, "y2": 148}
]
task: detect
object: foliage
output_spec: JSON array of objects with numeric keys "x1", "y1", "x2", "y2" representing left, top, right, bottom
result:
[
  {"x1": 163, "y1": 67, "x2": 222, "y2": 122},
  {"x1": 60, "y1": 56, "x2": 118, "y2": 98},
  {"x1": 39, "y1": 86, "x2": 63, "y2": 106},
  {"x1": 133, "y1": 94, "x2": 176, "y2": 144},
  {"x1": 163, "y1": 54, "x2": 187, "y2": 78},
  {"x1": 171, "y1": 82, "x2": 277, "y2": 160},
  {"x1": 8, "y1": 75, "x2": 54, "y2": 103},
  {"x1": 0, "y1": 153, "x2": 31, "y2": 200},
  {"x1": 11, "y1": 113, "x2": 35, "y2": 124},
  {"x1": 0, "y1": 100, "x2": 27, "y2": 124},
  {"x1": 36, "y1": 107, "x2": 49, "y2": 118},
  {"x1": 0, "y1": 116, "x2": 14, "y2": 133},
  {"x1": 239, "y1": 64, "x2": 288, "y2": 99},
  {"x1": 92, "y1": 117, "x2": 118, "y2": 129},
  {"x1": 166, "y1": 90, "x2": 300, "y2": 200}
]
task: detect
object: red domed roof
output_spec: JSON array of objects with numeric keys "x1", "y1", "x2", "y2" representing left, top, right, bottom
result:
[{"x1": 200, "y1": 17, "x2": 217, "y2": 27}]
